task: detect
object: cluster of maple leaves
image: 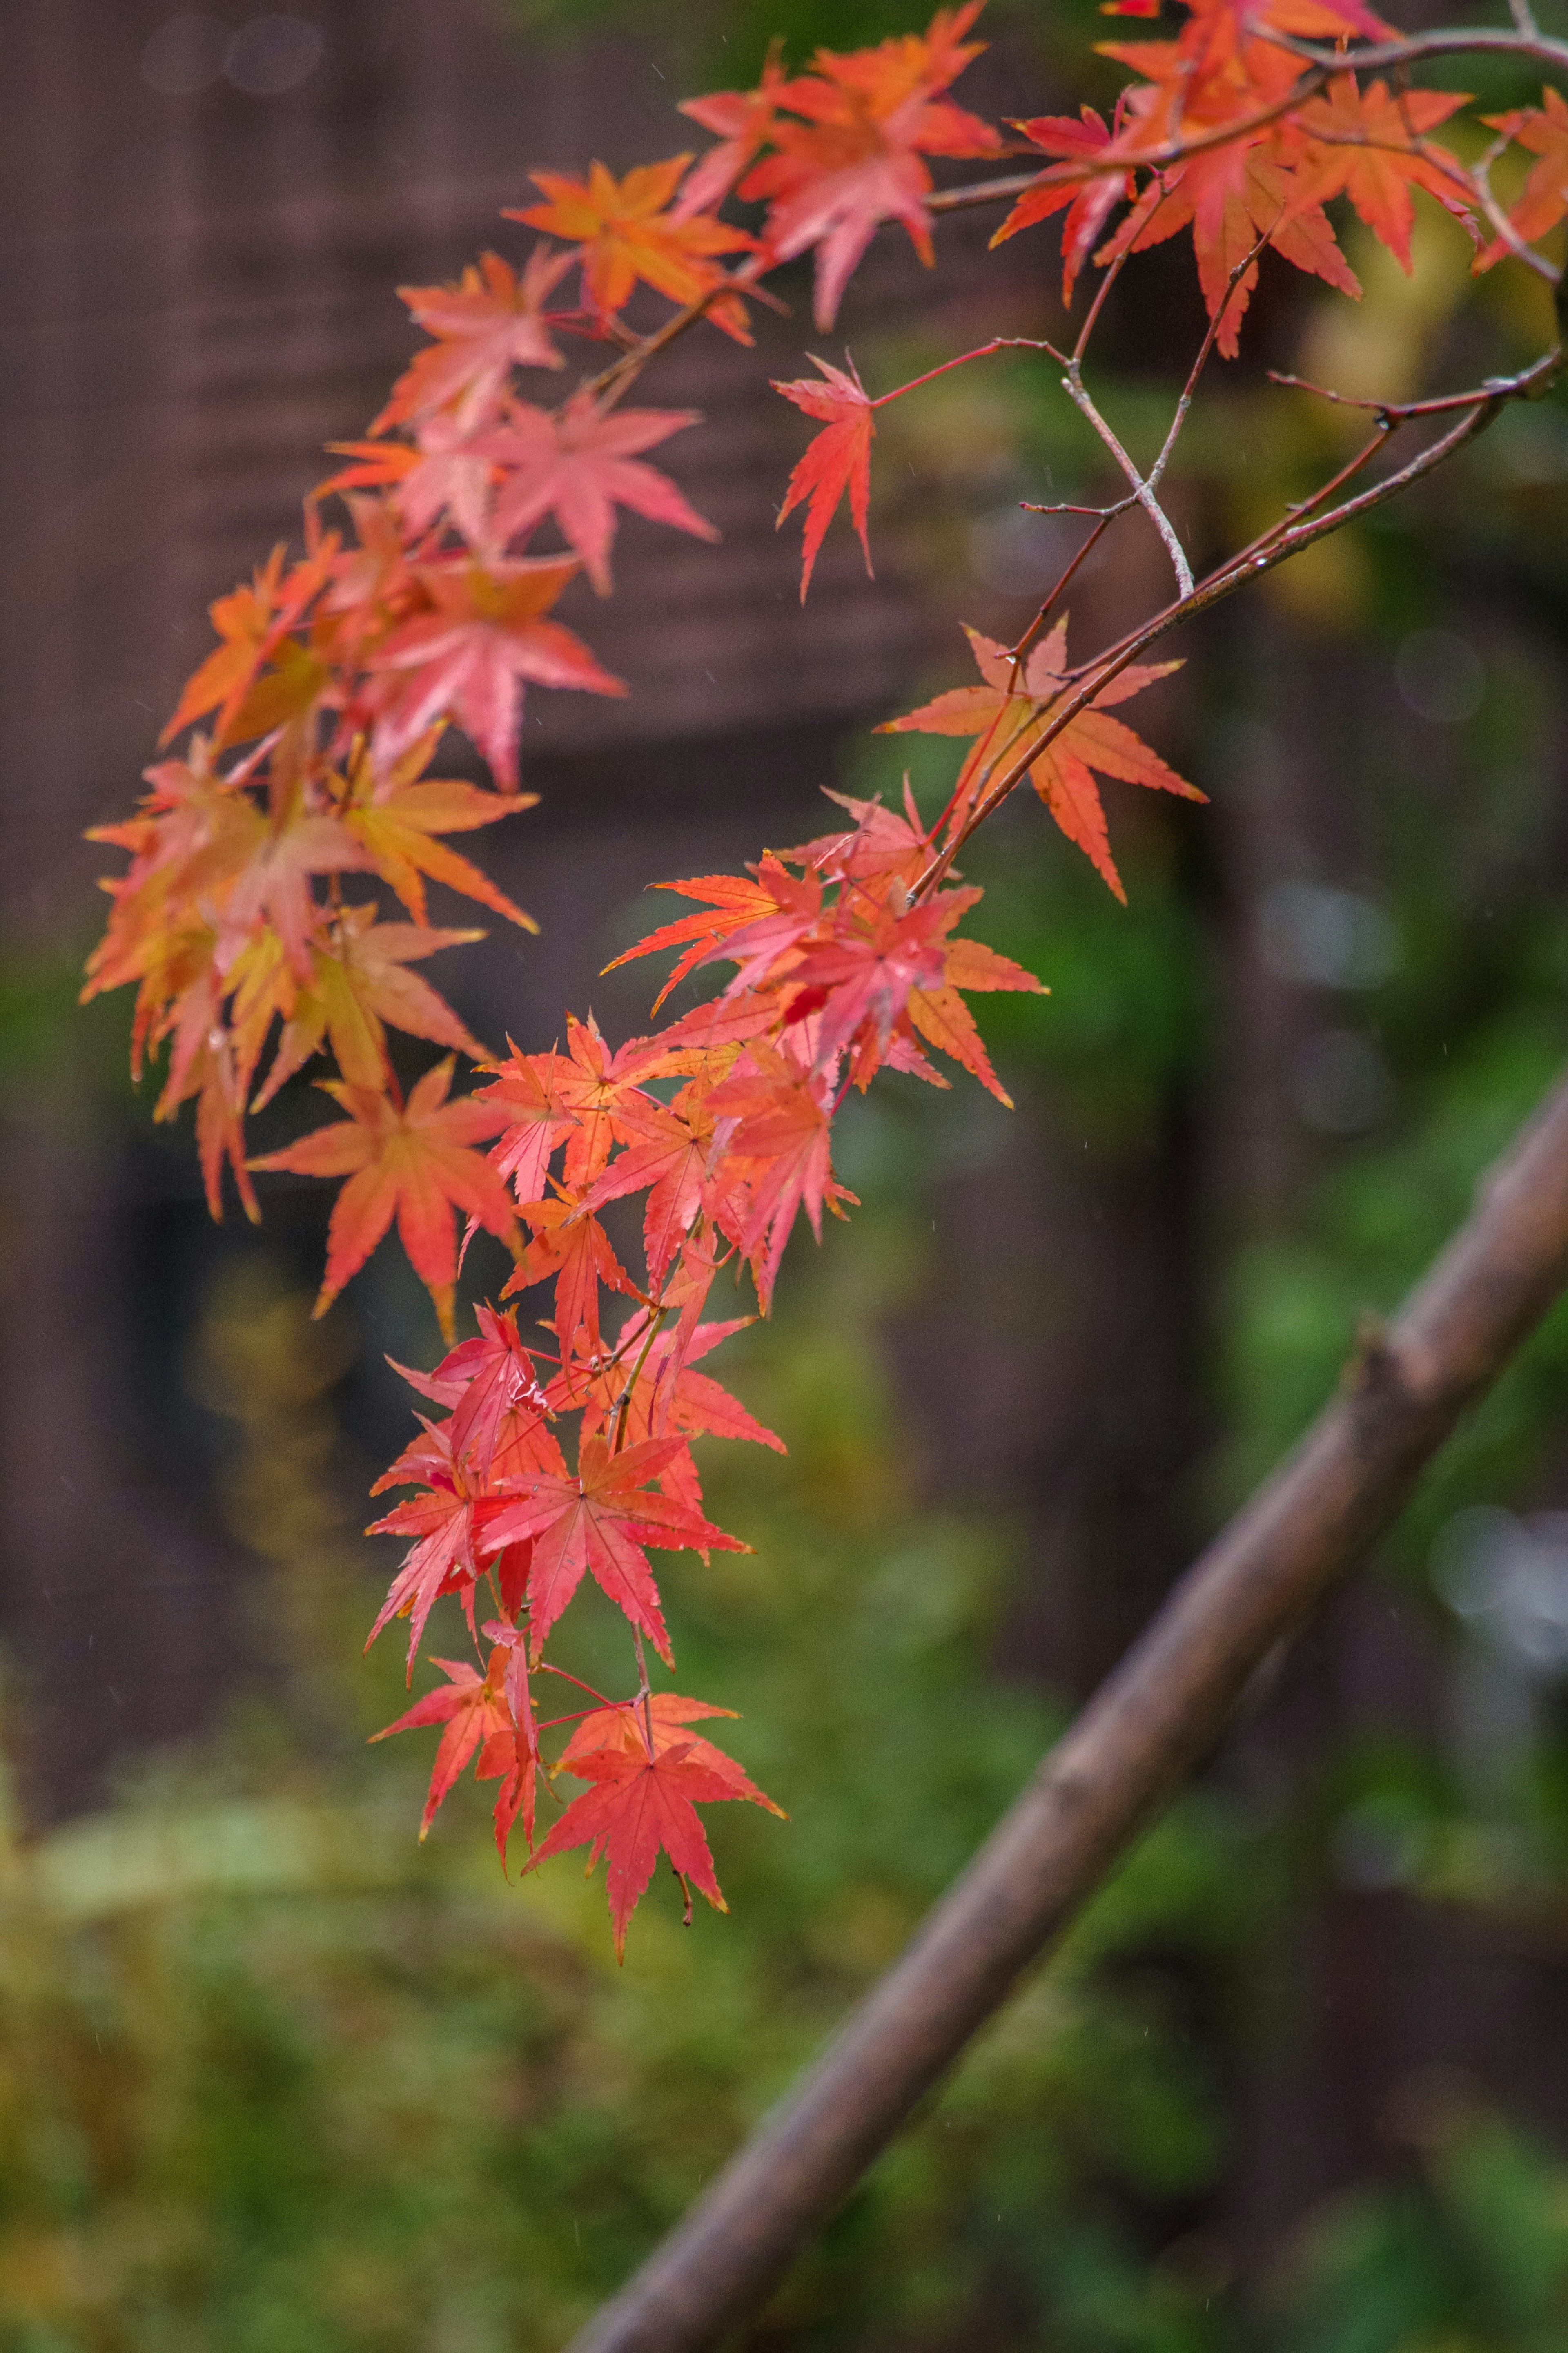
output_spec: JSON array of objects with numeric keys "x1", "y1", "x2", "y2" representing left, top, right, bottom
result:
[{"x1": 85, "y1": 0, "x2": 1568, "y2": 1953}]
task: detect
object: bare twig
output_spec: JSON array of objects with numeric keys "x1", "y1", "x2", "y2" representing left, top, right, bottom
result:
[
  {"x1": 571, "y1": 1055, "x2": 1568, "y2": 2353},
  {"x1": 1061, "y1": 366, "x2": 1195, "y2": 595}
]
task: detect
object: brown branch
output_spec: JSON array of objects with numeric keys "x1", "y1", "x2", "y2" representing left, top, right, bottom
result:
[{"x1": 570, "y1": 1050, "x2": 1568, "y2": 2353}]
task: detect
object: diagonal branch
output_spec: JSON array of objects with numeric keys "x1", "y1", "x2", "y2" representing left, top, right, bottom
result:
[{"x1": 570, "y1": 1047, "x2": 1568, "y2": 2353}]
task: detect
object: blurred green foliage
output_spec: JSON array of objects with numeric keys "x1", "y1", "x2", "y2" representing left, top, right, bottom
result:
[{"x1": 0, "y1": 1261, "x2": 1243, "y2": 2353}]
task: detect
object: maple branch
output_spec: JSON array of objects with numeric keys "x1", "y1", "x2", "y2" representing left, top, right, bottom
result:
[
  {"x1": 569, "y1": 1055, "x2": 1568, "y2": 2353},
  {"x1": 1059, "y1": 363, "x2": 1195, "y2": 596},
  {"x1": 918, "y1": 338, "x2": 1561, "y2": 893}
]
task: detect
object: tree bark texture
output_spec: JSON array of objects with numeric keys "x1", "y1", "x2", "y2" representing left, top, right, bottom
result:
[{"x1": 572, "y1": 1060, "x2": 1568, "y2": 2353}]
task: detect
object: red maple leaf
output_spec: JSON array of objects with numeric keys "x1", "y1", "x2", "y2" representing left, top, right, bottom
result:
[
  {"x1": 365, "y1": 1419, "x2": 504, "y2": 1673},
  {"x1": 249, "y1": 1057, "x2": 519, "y2": 1338},
  {"x1": 530, "y1": 1691, "x2": 783, "y2": 1959},
  {"x1": 737, "y1": 4, "x2": 1001, "y2": 329},
  {"x1": 502, "y1": 1188, "x2": 637, "y2": 1363},
  {"x1": 481, "y1": 391, "x2": 717, "y2": 594},
  {"x1": 773, "y1": 356, "x2": 876, "y2": 601},
  {"x1": 371, "y1": 555, "x2": 626, "y2": 791},
  {"x1": 705, "y1": 1044, "x2": 855, "y2": 1307},
  {"x1": 993, "y1": 109, "x2": 1134, "y2": 303},
  {"x1": 508, "y1": 158, "x2": 755, "y2": 337},
  {"x1": 880, "y1": 618, "x2": 1202, "y2": 901},
  {"x1": 482, "y1": 1432, "x2": 749, "y2": 1662},
  {"x1": 374, "y1": 247, "x2": 571, "y2": 434},
  {"x1": 371, "y1": 1645, "x2": 537, "y2": 1856}
]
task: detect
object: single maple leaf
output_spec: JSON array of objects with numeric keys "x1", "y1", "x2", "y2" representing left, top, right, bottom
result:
[
  {"x1": 1480, "y1": 87, "x2": 1568, "y2": 261},
  {"x1": 738, "y1": 5, "x2": 1001, "y2": 329},
  {"x1": 547, "y1": 1012, "x2": 666, "y2": 1191},
  {"x1": 370, "y1": 1648, "x2": 530, "y2": 1842},
  {"x1": 602, "y1": 868, "x2": 795, "y2": 1010},
  {"x1": 675, "y1": 51, "x2": 791, "y2": 219},
  {"x1": 431, "y1": 1303, "x2": 549, "y2": 1482},
  {"x1": 371, "y1": 555, "x2": 625, "y2": 792},
  {"x1": 220, "y1": 792, "x2": 375, "y2": 979},
  {"x1": 502, "y1": 1188, "x2": 637, "y2": 1363},
  {"x1": 705, "y1": 1045, "x2": 855, "y2": 1307},
  {"x1": 584, "y1": 1082, "x2": 723, "y2": 1282},
  {"x1": 365, "y1": 1419, "x2": 503, "y2": 1671},
  {"x1": 374, "y1": 247, "x2": 571, "y2": 434},
  {"x1": 1105, "y1": 141, "x2": 1360, "y2": 357},
  {"x1": 249, "y1": 1057, "x2": 518, "y2": 1338},
  {"x1": 1291, "y1": 76, "x2": 1472, "y2": 272},
  {"x1": 508, "y1": 158, "x2": 755, "y2": 336},
  {"x1": 992, "y1": 109, "x2": 1134, "y2": 303},
  {"x1": 880, "y1": 619, "x2": 1202, "y2": 901},
  {"x1": 341, "y1": 737, "x2": 539, "y2": 933},
  {"x1": 252, "y1": 905, "x2": 488, "y2": 1108},
  {"x1": 483, "y1": 1431, "x2": 748, "y2": 1662},
  {"x1": 531, "y1": 1691, "x2": 782, "y2": 1959},
  {"x1": 479, "y1": 391, "x2": 717, "y2": 594},
  {"x1": 158, "y1": 544, "x2": 332, "y2": 748},
  {"x1": 773, "y1": 356, "x2": 875, "y2": 601},
  {"x1": 475, "y1": 1044, "x2": 581, "y2": 1206}
]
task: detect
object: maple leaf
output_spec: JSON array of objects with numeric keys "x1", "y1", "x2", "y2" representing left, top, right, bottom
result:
[
  {"x1": 738, "y1": 4, "x2": 1001, "y2": 330},
  {"x1": 482, "y1": 1432, "x2": 748, "y2": 1663},
  {"x1": 602, "y1": 868, "x2": 796, "y2": 1010},
  {"x1": 374, "y1": 247, "x2": 571, "y2": 434},
  {"x1": 773, "y1": 357, "x2": 875, "y2": 601},
  {"x1": 1292, "y1": 76, "x2": 1472, "y2": 272},
  {"x1": 370, "y1": 1648, "x2": 532, "y2": 1844},
  {"x1": 880, "y1": 619, "x2": 1202, "y2": 901},
  {"x1": 158, "y1": 544, "x2": 332, "y2": 748},
  {"x1": 220, "y1": 792, "x2": 374, "y2": 980},
  {"x1": 530, "y1": 1691, "x2": 782, "y2": 1959},
  {"x1": 480, "y1": 391, "x2": 717, "y2": 594},
  {"x1": 508, "y1": 158, "x2": 755, "y2": 337},
  {"x1": 341, "y1": 736, "x2": 539, "y2": 933},
  {"x1": 585, "y1": 1083, "x2": 721, "y2": 1282},
  {"x1": 1480, "y1": 87, "x2": 1568, "y2": 261},
  {"x1": 476, "y1": 1046, "x2": 581, "y2": 1207},
  {"x1": 251, "y1": 906, "x2": 489, "y2": 1106},
  {"x1": 371, "y1": 555, "x2": 625, "y2": 790},
  {"x1": 706, "y1": 1045, "x2": 855, "y2": 1307},
  {"x1": 993, "y1": 110, "x2": 1134, "y2": 303},
  {"x1": 423, "y1": 1303, "x2": 549, "y2": 1483},
  {"x1": 249, "y1": 1057, "x2": 518, "y2": 1338},
  {"x1": 1107, "y1": 142, "x2": 1359, "y2": 357},
  {"x1": 676, "y1": 52, "x2": 791, "y2": 219},
  {"x1": 365, "y1": 1420, "x2": 501, "y2": 1671},
  {"x1": 502, "y1": 1188, "x2": 637, "y2": 1362}
]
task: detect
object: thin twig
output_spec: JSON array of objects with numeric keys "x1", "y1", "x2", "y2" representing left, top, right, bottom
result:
[{"x1": 1060, "y1": 367, "x2": 1195, "y2": 596}]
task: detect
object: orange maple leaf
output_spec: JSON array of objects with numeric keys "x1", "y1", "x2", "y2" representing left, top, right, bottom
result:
[
  {"x1": 529, "y1": 1691, "x2": 783, "y2": 1959},
  {"x1": 880, "y1": 619, "x2": 1203, "y2": 901},
  {"x1": 249, "y1": 905, "x2": 489, "y2": 1109},
  {"x1": 341, "y1": 736, "x2": 539, "y2": 932},
  {"x1": 372, "y1": 1646, "x2": 537, "y2": 1855},
  {"x1": 1480, "y1": 87, "x2": 1568, "y2": 262},
  {"x1": 250, "y1": 1057, "x2": 518, "y2": 1338},
  {"x1": 1292, "y1": 76, "x2": 1472, "y2": 272},
  {"x1": 508, "y1": 158, "x2": 755, "y2": 337},
  {"x1": 773, "y1": 356, "x2": 875, "y2": 601}
]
